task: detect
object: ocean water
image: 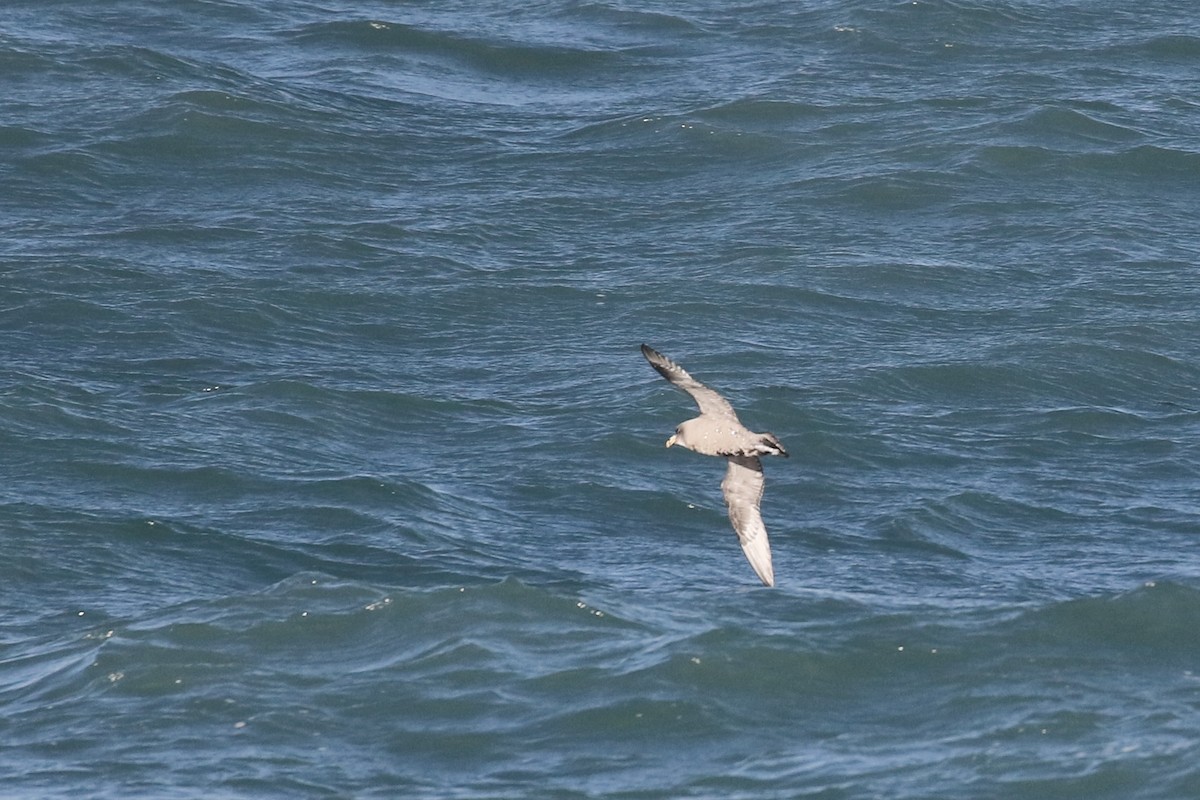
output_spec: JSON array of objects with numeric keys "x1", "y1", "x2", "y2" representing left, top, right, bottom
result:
[{"x1": 3, "y1": 0, "x2": 1200, "y2": 797}]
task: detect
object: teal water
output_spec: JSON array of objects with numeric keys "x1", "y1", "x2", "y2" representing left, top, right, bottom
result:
[{"x1": 3, "y1": 1, "x2": 1200, "y2": 797}]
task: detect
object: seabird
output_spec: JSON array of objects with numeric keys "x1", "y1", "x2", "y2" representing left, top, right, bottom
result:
[{"x1": 641, "y1": 344, "x2": 787, "y2": 587}]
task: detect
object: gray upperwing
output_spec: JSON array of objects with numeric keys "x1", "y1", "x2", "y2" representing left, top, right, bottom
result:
[
  {"x1": 641, "y1": 344, "x2": 740, "y2": 422},
  {"x1": 721, "y1": 456, "x2": 775, "y2": 587}
]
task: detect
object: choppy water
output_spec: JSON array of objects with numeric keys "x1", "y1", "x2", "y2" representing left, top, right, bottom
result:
[{"x1": 3, "y1": 1, "x2": 1200, "y2": 797}]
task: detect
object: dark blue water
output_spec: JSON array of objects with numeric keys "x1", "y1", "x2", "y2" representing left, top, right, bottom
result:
[{"x1": 3, "y1": 1, "x2": 1200, "y2": 797}]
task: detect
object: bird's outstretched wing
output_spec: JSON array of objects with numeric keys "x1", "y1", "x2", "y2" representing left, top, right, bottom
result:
[
  {"x1": 721, "y1": 456, "x2": 775, "y2": 587},
  {"x1": 641, "y1": 344, "x2": 739, "y2": 422}
]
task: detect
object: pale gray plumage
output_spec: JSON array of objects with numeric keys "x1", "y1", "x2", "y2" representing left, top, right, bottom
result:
[
  {"x1": 722, "y1": 456, "x2": 774, "y2": 587},
  {"x1": 641, "y1": 344, "x2": 786, "y2": 587}
]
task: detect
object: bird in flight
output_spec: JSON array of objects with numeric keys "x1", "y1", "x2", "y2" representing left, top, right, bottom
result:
[{"x1": 641, "y1": 344, "x2": 787, "y2": 587}]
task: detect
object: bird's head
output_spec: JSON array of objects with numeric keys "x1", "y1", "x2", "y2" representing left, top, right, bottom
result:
[{"x1": 665, "y1": 419, "x2": 701, "y2": 451}]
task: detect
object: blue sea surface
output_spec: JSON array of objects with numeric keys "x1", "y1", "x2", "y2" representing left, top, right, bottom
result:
[{"x1": 3, "y1": 1, "x2": 1200, "y2": 797}]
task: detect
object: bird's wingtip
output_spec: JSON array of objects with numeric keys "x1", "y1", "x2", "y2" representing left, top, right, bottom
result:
[
  {"x1": 740, "y1": 536, "x2": 775, "y2": 587},
  {"x1": 641, "y1": 343, "x2": 670, "y2": 367}
]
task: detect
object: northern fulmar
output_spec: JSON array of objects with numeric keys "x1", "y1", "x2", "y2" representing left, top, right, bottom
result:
[{"x1": 641, "y1": 344, "x2": 787, "y2": 587}]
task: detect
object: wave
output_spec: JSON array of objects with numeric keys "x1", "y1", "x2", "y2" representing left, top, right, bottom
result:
[
  {"x1": 290, "y1": 19, "x2": 626, "y2": 78},
  {"x1": 5, "y1": 566, "x2": 1199, "y2": 795}
]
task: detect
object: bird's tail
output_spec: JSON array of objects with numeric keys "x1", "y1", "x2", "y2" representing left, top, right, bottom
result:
[{"x1": 756, "y1": 432, "x2": 788, "y2": 458}]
